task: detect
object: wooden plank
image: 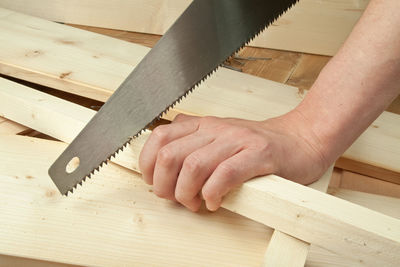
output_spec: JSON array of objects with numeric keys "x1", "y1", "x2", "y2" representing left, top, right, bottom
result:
[
  {"x1": 262, "y1": 167, "x2": 333, "y2": 267},
  {"x1": 0, "y1": 116, "x2": 29, "y2": 134},
  {"x1": 0, "y1": 75, "x2": 328, "y2": 267},
  {"x1": 0, "y1": 254, "x2": 79, "y2": 267},
  {"x1": 286, "y1": 54, "x2": 331, "y2": 94},
  {"x1": 0, "y1": 9, "x2": 399, "y2": 182},
  {"x1": 67, "y1": 25, "x2": 400, "y2": 118},
  {"x1": 336, "y1": 157, "x2": 400, "y2": 186},
  {"x1": 1, "y1": 135, "x2": 399, "y2": 266},
  {"x1": 0, "y1": 0, "x2": 369, "y2": 56},
  {"x1": 1, "y1": 80, "x2": 399, "y2": 267},
  {"x1": 0, "y1": 82, "x2": 360, "y2": 267},
  {"x1": 329, "y1": 168, "x2": 343, "y2": 188},
  {"x1": 339, "y1": 171, "x2": 400, "y2": 199},
  {"x1": 222, "y1": 174, "x2": 400, "y2": 267},
  {"x1": 328, "y1": 188, "x2": 400, "y2": 220},
  {"x1": 263, "y1": 231, "x2": 309, "y2": 267},
  {"x1": 0, "y1": 135, "x2": 366, "y2": 267},
  {"x1": 0, "y1": 135, "x2": 273, "y2": 267},
  {"x1": 231, "y1": 47, "x2": 301, "y2": 84}
]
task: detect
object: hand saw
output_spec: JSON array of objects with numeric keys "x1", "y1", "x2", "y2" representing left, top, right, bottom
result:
[{"x1": 49, "y1": 0, "x2": 299, "y2": 195}]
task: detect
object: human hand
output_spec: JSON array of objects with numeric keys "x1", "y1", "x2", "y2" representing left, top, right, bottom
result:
[{"x1": 139, "y1": 112, "x2": 329, "y2": 212}]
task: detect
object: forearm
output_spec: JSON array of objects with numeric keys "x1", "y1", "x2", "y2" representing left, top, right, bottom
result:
[{"x1": 292, "y1": 0, "x2": 400, "y2": 164}]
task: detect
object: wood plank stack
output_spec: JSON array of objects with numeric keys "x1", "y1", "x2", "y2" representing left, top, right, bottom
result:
[
  {"x1": 0, "y1": 0, "x2": 369, "y2": 56},
  {"x1": 0, "y1": 7, "x2": 399, "y2": 267}
]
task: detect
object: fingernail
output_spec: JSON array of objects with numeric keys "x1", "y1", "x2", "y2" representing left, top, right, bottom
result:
[{"x1": 206, "y1": 200, "x2": 220, "y2": 212}]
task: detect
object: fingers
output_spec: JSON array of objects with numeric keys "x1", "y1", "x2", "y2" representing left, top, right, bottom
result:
[
  {"x1": 139, "y1": 119, "x2": 199, "y2": 184},
  {"x1": 202, "y1": 149, "x2": 274, "y2": 211},
  {"x1": 152, "y1": 132, "x2": 214, "y2": 202},
  {"x1": 174, "y1": 140, "x2": 241, "y2": 211},
  {"x1": 171, "y1": 113, "x2": 198, "y2": 124}
]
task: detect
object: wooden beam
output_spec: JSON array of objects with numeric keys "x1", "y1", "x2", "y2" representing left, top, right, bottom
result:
[
  {"x1": 0, "y1": 0, "x2": 369, "y2": 56},
  {"x1": 1, "y1": 134, "x2": 399, "y2": 266},
  {"x1": 262, "y1": 231, "x2": 309, "y2": 267},
  {"x1": 0, "y1": 9, "x2": 398, "y2": 183},
  {"x1": 338, "y1": 171, "x2": 400, "y2": 199},
  {"x1": 328, "y1": 188, "x2": 400, "y2": 220},
  {"x1": 262, "y1": 166, "x2": 333, "y2": 267},
  {"x1": 222, "y1": 174, "x2": 400, "y2": 267},
  {"x1": 0, "y1": 254, "x2": 79, "y2": 267},
  {"x1": 0, "y1": 116, "x2": 29, "y2": 134},
  {"x1": 0, "y1": 75, "x2": 330, "y2": 267},
  {"x1": 0, "y1": 135, "x2": 274, "y2": 267},
  {"x1": 1, "y1": 79, "x2": 399, "y2": 266}
]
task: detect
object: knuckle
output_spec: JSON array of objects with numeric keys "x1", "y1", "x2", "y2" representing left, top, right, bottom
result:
[
  {"x1": 183, "y1": 155, "x2": 202, "y2": 174},
  {"x1": 173, "y1": 113, "x2": 186, "y2": 121},
  {"x1": 157, "y1": 147, "x2": 175, "y2": 166},
  {"x1": 217, "y1": 162, "x2": 235, "y2": 178},
  {"x1": 152, "y1": 125, "x2": 169, "y2": 141}
]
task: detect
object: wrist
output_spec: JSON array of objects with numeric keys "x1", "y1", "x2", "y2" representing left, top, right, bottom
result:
[{"x1": 262, "y1": 109, "x2": 332, "y2": 171}]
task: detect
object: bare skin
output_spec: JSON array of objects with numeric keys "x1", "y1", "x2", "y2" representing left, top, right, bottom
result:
[{"x1": 139, "y1": 0, "x2": 400, "y2": 212}]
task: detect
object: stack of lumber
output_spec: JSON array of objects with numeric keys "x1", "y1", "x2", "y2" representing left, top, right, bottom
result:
[
  {"x1": 0, "y1": 6, "x2": 399, "y2": 267},
  {"x1": 0, "y1": 0, "x2": 369, "y2": 56}
]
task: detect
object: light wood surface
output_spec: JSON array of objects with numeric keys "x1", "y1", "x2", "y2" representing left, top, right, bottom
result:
[
  {"x1": 71, "y1": 24, "x2": 400, "y2": 116},
  {"x1": 0, "y1": 134, "x2": 374, "y2": 267},
  {"x1": 1, "y1": 5, "x2": 399, "y2": 267},
  {"x1": 1, "y1": 78, "x2": 400, "y2": 266},
  {"x1": 2, "y1": 135, "x2": 399, "y2": 266},
  {"x1": 0, "y1": 135, "x2": 273, "y2": 267},
  {"x1": 1, "y1": 9, "x2": 399, "y2": 184},
  {"x1": 263, "y1": 231, "x2": 309, "y2": 267},
  {"x1": 328, "y1": 188, "x2": 400, "y2": 220},
  {"x1": 262, "y1": 166, "x2": 333, "y2": 267},
  {"x1": 0, "y1": 0, "x2": 369, "y2": 56},
  {"x1": 0, "y1": 116, "x2": 29, "y2": 134},
  {"x1": 0, "y1": 254, "x2": 79, "y2": 267},
  {"x1": 339, "y1": 170, "x2": 400, "y2": 199}
]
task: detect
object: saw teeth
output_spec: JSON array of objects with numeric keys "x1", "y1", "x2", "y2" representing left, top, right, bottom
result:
[{"x1": 65, "y1": 0, "x2": 299, "y2": 195}]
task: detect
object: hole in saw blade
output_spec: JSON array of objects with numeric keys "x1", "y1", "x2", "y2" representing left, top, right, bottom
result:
[{"x1": 66, "y1": 157, "x2": 80, "y2": 174}]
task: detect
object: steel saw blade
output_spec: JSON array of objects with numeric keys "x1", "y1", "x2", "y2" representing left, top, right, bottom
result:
[{"x1": 49, "y1": 0, "x2": 299, "y2": 195}]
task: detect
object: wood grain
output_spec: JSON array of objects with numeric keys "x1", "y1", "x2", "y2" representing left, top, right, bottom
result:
[
  {"x1": 0, "y1": 135, "x2": 273, "y2": 267},
  {"x1": 328, "y1": 188, "x2": 400, "y2": 220},
  {"x1": 1, "y1": 78, "x2": 399, "y2": 266},
  {"x1": 263, "y1": 231, "x2": 309, "y2": 267},
  {"x1": 0, "y1": 116, "x2": 29, "y2": 134},
  {"x1": 262, "y1": 166, "x2": 333, "y2": 267},
  {"x1": 0, "y1": 134, "x2": 376, "y2": 267},
  {"x1": 0, "y1": 0, "x2": 369, "y2": 56},
  {"x1": 339, "y1": 171, "x2": 400, "y2": 199},
  {"x1": 0, "y1": 10, "x2": 399, "y2": 182}
]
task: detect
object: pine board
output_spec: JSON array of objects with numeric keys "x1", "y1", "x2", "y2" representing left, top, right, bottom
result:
[
  {"x1": 328, "y1": 188, "x2": 400, "y2": 220},
  {"x1": 0, "y1": 135, "x2": 273, "y2": 267},
  {"x1": 1, "y1": 79, "x2": 400, "y2": 266},
  {"x1": 0, "y1": 0, "x2": 369, "y2": 56},
  {"x1": 0, "y1": 134, "x2": 371, "y2": 267},
  {"x1": 0, "y1": 9, "x2": 398, "y2": 183},
  {"x1": 0, "y1": 116, "x2": 29, "y2": 134}
]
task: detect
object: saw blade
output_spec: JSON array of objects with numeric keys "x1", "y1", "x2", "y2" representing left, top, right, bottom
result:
[{"x1": 49, "y1": 0, "x2": 299, "y2": 195}]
